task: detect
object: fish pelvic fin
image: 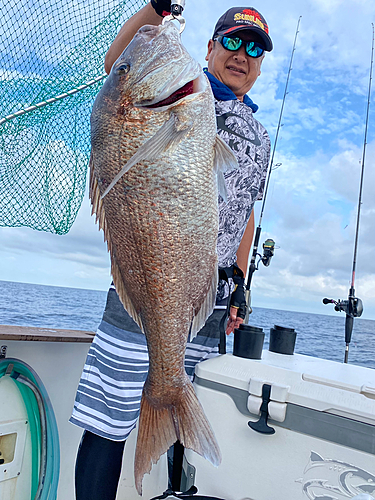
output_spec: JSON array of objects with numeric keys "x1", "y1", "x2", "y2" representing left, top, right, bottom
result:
[
  {"x1": 190, "y1": 265, "x2": 218, "y2": 341},
  {"x1": 214, "y1": 134, "x2": 238, "y2": 203},
  {"x1": 90, "y1": 153, "x2": 144, "y2": 332},
  {"x1": 134, "y1": 379, "x2": 221, "y2": 495},
  {"x1": 101, "y1": 112, "x2": 192, "y2": 199}
]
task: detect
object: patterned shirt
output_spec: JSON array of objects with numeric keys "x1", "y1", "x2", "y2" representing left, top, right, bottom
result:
[
  {"x1": 214, "y1": 98, "x2": 270, "y2": 303},
  {"x1": 216, "y1": 98, "x2": 270, "y2": 268}
]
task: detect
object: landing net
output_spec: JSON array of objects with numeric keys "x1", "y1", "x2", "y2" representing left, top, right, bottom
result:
[{"x1": 0, "y1": 0, "x2": 146, "y2": 235}]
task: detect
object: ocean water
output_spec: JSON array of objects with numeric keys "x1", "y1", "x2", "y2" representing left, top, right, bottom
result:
[{"x1": 0, "y1": 280, "x2": 374, "y2": 369}]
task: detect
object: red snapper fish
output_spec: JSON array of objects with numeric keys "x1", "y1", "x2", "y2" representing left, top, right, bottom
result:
[{"x1": 89, "y1": 21, "x2": 237, "y2": 494}]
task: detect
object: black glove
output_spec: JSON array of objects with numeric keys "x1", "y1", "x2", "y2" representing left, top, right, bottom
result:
[
  {"x1": 230, "y1": 264, "x2": 247, "y2": 320},
  {"x1": 150, "y1": 0, "x2": 171, "y2": 16}
]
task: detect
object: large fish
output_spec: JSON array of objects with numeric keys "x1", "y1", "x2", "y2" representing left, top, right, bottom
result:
[{"x1": 90, "y1": 21, "x2": 236, "y2": 494}]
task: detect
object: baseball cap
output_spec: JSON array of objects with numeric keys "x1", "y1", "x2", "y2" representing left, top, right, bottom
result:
[{"x1": 213, "y1": 7, "x2": 273, "y2": 51}]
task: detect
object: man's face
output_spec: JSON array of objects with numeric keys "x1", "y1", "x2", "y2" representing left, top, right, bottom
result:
[{"x1": 205, "y1": 30, "x2": 265, "y2": 100}]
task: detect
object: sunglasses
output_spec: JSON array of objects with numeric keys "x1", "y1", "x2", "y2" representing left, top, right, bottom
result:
[{"x1": 214, "y1": 35, "x2": 265, "y2": 58}]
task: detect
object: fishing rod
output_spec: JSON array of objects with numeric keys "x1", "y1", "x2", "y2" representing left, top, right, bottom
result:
[
  {"x1": 244, "y1": 16, "x2": 302, "y2": 323},
  {"x1": 323, "y1": 23, "x2": 374, "y2": 364}
]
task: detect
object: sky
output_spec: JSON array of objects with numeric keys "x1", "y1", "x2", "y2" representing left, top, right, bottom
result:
[{"x1": 0, "y1": 0, "x2": 374, "y2": 321}]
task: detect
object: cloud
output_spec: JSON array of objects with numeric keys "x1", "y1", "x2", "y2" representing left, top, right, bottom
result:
[
  {"x1": 327, "y1": 141, "x2": 375, "y2": 204},
  {"x1": 251, "y1": 135, "x2": 375, "y2": 317},
  {"x1": 0, "y1": 192, "x2": 108, "y2": 262}
]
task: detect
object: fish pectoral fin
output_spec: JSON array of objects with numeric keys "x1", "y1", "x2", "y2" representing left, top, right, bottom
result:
[
  {"x1": 213, "y1": 134, "x2": 239, "y2": 202},
  {"x1": 101, "y1": 113, "x2": 191, "y2": 199}
]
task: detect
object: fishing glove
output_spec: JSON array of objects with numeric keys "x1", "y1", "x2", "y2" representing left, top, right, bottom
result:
[
  {"x1": 150, "y1": 0, "x2": 171, "y2": 16},
  {"x1": 230, "y1": 264, "x2": 247, "y2": 320}
]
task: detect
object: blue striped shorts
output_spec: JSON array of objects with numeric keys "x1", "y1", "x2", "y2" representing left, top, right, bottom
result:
[{"x1": 70, "y1": 289, "x2": 222, "y2": 441}]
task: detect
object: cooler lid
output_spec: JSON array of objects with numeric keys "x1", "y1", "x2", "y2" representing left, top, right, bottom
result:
[{"x1": 194, "y1": 351, "x2": 375, "y2": 426}]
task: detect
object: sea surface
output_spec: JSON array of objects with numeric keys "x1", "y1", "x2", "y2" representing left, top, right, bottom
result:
[{"x1": 0, "y1": 280, "x2": 374, "y2": 369}]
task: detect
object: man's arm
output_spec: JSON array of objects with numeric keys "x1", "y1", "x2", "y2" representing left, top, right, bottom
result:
[
  {"x1": 104, "y1": 3, "x2": 163, "y2": 74},
  {"x1": 226, "y1": 210, "x2": 255, "y2": 335},
  {"x1": 236, "y1": 209, "x2": 255, "y2": 275}
]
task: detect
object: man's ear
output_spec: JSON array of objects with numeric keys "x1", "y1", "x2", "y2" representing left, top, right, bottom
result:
[{"x1": 205, "y1": 39, "x2": 214, "y2": 62}]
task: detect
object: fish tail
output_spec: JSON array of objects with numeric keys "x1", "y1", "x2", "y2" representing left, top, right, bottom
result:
[{"x1": 134, "y1": 380, "x2": 221, "y2": 495}]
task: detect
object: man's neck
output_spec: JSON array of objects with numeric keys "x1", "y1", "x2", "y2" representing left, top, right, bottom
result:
[{"x1": 203, "y1": 69, "x2": 259, "y2": 112}]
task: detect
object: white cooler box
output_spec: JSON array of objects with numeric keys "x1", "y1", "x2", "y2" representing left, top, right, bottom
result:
[{"x1": 183, "y1": 351, "x2": 375, "y2": 500}]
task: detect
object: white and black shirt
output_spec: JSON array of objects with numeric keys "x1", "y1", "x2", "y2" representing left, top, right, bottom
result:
[{"x1": 215, "y1": 98, "x2": 271, "y2": 301}]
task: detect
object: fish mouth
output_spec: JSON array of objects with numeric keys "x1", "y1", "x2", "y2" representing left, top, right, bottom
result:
[
  {"x1": 136, "y1": 65, "x2": 206, "y2": 110},
  {"x1": 142, "y1": 80, "x2": 195, "y2": 109}
]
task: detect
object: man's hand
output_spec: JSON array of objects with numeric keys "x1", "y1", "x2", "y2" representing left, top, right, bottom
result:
[
  {"x1": 150, "y1": 0, "x2": 171, "y2": 17},
  {"x1": 226, "y1": 306, "x2": 245, "y2": 335},
  {"x1": 226, "y1": 264, "x2": 247, "y2": 335}
]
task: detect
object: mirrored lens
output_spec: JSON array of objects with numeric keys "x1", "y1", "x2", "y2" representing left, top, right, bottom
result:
[
  {"x1": 246, "y1": 41, "x2": 264, "y2": 57},
  {"x1": 222, "y1": 36, "x2": 242, "y2": 51}
]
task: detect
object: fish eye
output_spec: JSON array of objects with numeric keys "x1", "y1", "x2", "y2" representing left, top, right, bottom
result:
[{"x1": 115, "y1": 63, "x2": 130, "y2": 76}]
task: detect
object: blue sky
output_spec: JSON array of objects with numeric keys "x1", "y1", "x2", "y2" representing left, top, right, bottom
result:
[{"x1": 0, "y1": 0, "x2": 374, "y2": 320}]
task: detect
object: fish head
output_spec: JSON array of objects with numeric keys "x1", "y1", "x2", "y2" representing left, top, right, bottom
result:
[{"x1": 107, "y1": 21, "x2": 206, "y2": 110}]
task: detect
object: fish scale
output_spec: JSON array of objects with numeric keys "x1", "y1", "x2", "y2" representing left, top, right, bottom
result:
[{"x1": 89, "y1": 21, "x2": 237, "y2": 494}]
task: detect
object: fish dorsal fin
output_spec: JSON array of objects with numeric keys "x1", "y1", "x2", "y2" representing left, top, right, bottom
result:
[
  {"x1": 89, "y1": 154, "x2": 144, "y2": 332},
  {"x1": 213, "y1": 134, "x2": 238, "y2": 202},
  {"x1": 190, "y1": 268, "x2": 218, "y2": 341},
  {"x1": 101, "y1": 113, "x2": 192, "y2": 199}
]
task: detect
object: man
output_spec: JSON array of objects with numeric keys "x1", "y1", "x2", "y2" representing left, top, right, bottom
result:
[{"x1": 71, "y1": 3, "x2": 272, "y2": 498}]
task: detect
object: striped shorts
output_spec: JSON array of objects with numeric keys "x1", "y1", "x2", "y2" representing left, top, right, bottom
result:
[{"x1": 70, "y1": 288, "x2": 223, "y2": 441}]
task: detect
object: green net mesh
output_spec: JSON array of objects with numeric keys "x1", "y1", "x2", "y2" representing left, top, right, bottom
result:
[{"x1": 0, "y1": 0, "x2": 147, "y2": 235}]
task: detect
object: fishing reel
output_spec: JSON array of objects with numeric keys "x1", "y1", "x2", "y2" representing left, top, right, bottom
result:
[
  {"x1": 322, "y1": 296, "x2": 363, "y2": 318},
  {"x1": 249, "y1": 238, "x2": 275, "y2": 275},
  {"x1": 244, "y1": 238, "x2": 275, "y2": 322},
  {"x1": 261, "y1": 239, "x2": 275, "y2": 267},
  {"x1": 323, "y1": 292, "x2": 363, "y2": 359},
  {"x1": 252, "y1": 238, "x2": 276, "y2": 270}
]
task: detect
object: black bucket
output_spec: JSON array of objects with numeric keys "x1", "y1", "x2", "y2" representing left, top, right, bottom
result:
[
  {"x1": 269, "y1": 325, "x2": 297, "y2": 355},
  {"x1": 233, "y1": 324, "x2": 265, "y2": 359}
]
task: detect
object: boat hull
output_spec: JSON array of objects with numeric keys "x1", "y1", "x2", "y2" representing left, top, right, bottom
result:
[{"x1": 0, "y1": 330, "x2": 167, "y2": 499}]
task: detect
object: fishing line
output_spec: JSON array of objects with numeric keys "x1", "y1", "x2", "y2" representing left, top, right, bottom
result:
[
  {"x1": 351, "y1": 24, "x2": 374, "y2": 295},
  {"x1": 244, "y1": 16, "x2": 302, "y2": 322},
  {"x1": 323, "y1": 23, "x2": 374, "y2": 363}
]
